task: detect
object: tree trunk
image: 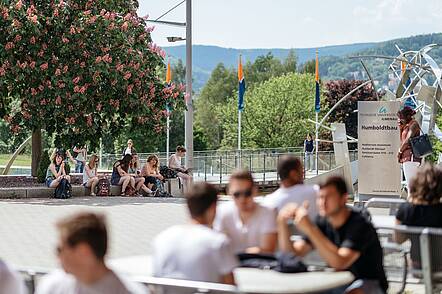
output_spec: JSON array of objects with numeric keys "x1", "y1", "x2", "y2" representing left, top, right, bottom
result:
[{"x1": 31, "y1": 129, "x2": 42, "y2": 177}]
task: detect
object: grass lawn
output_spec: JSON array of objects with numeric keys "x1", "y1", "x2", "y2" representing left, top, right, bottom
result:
[{"x1": 0, "y1": 154, "x2": 32, "y2": 166}]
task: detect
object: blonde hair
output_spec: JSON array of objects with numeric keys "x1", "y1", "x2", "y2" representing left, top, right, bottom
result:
[{"x1": 88, "y1": 154, "x2": 99, "y2": 170}]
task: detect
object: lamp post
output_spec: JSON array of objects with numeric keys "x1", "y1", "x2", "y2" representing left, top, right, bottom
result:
[{"x1": 148, "y1": 0, "x2": 193, "y2": 175}]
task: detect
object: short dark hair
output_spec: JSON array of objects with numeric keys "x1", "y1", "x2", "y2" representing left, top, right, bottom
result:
[
  {"x1": 320, "y1": 176, "x2": 348, "y2": 196},
  {"x1": 186, "y1": 183, "x2": 218, "y2": 218},
  {"x1": 56, "y1": 213, "x2": 108, "y2": 260},
  {"x1": 277, "y1": 155, "x2": 303, "y2": 181},
  {"x1": 229, "y1": 169, "x2": 255, "y2": 186},
  {"x1": 409, "y1": 164, "x2": 442, "y2": 204},
  {"x1": 176, "y1": 146, "x2": 186, "y2": 153}
]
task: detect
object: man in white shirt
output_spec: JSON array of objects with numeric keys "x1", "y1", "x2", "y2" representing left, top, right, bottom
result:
[
  {"x1": 263, "y1": 155, "x2": 318, "y2": 218},
  {"x1": 0, "y1": 259, "x2": 27, "y2": 294},
  {"x1": 214, "y1": 170, "x2": 277, "y2": 254},
  {"x1": 36, "y1": 212, "x2": 147, "y2": 294},
  {"x1": 152, "y1": 182, "x2": 238, "y2": 284}
]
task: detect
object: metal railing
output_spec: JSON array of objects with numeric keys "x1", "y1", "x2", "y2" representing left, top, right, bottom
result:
[{"x1": 99, "y1": 149, "x2": 358, "y2": 185}]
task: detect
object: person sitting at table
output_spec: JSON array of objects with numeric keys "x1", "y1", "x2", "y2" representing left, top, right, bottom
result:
[
  {"x1": 395, "y1": 163, "x2": 442, "y2": 270},
  {"x1": 263, "y1": 155, "x2": 318, "y2": 218},
  {"x1": 152, "y1": 182, "x2": 238, "y2": 284},
  {"x1": 213, "y1": 170, "x2": 277, "y2": 254},
  {"x1": 277, "y1": 176, "x2": 388, "y2": 294},
  {"x1": 83, "y1": 154, "x2": 99, "y2": 196}
]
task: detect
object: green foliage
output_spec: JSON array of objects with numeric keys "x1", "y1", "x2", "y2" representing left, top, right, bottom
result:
[
  {"x1": 219, "y1": 73, "x2": 317, "y2": 149},
  {"x1": 428, "y1": 109, "x2": 442, "y2": 163},
  {"x1": 300, "y1": 59, "x2": 316, "y2": 75},
  {"x1": 195, "y1": 52, "x2": 298, "y2": 150},
  {"x1": 0, "y1": 0, "x2": 185, "y2": 151},
  {"x1": 37, "y1": 149, "x2": 50, "y2": 183},
  {"x1": 323, "y1": 80, "x2": 379, "y2": 149}
]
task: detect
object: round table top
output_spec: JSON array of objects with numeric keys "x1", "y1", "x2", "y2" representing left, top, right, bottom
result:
[{"x1": 234, "y1": 268, "x2": 354, "y2": 294}]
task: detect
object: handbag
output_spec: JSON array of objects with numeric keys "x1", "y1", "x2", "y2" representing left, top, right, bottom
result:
[
  {"x1": 237, "y1": 252, "x2": 307, "y2": 273},
  {"x1": 409, "y1": 123, "x2": 432, "y2": 158}
]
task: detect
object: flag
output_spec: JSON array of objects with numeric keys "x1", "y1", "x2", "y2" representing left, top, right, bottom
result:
[
  {"x1": 166, "y1": 61, "x2": 171, "y2": 85},
  {"x1": 238, "y1": 56, "x2": 246, "y2": 112},
  {"x1": 315, "y1": 50, "x2": 320, "y2": 113},
  {"x1": 166, "y1": 61, "x2": 172, "y2": 116},
  {"x1": 401, "y1": 61, "x2": 416, "y2": 109}
]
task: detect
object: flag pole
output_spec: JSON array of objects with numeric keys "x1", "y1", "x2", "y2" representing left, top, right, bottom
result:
[
  {"x1": 315, "y1": 49, "x2": 319, "y2": 175},
  {"x1": 166, "y1": 115, "x2": 170, "y2": 161},
  {"x1": 238, "y1": 54, "x2": 243, "y2": 169}
]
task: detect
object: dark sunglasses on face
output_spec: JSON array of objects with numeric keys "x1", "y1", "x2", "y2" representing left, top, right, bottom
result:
[{"x1": 232, "y1": 189, "x2": 253, "y2": 198}]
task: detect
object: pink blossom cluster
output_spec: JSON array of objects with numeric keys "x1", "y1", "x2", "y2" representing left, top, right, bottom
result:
[
  {"x1": 109, "y1": 99, "x2": 120, "y2": 109},
  {"x1": 148, "y1": 43, "x2": 166, "y2": 58},
  {"x1": 1, "y1": 7, "x2": 9, "y2": 20}
]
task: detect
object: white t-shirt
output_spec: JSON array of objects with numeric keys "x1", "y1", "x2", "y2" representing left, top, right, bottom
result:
[
  {"x1": 35, "y1": 269, "x2": 147, "y2": 294},
  {"x1": 213, "y1": 202, "x2": 277, "y2": 253},
  {"x1": 263, "y1": 184, "x2": 319, "y2": 218},
  {"x1": 0, "y1": 260, "x2": 27, "y2": 294},
  {"x1": 82, "y1": 166, "x2": 97, "y2": 184},
  {"x1": 152, "y1": 224, "x2": 238, "y2": 283},
  {"x1": 168, "y1": 154, "x2": 182, "y2": 169}
]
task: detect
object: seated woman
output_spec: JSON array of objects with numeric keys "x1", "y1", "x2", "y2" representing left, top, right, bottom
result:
[
  {"x1": 46, "y1": 150, "x2": 71, "y2": 188},
  {"x1": 142, "y1": 155, "x2": 166, "y2": 197},
  {"x1": 395, "y1": 163, "x2": 442, "y2": 270},
  {"x1": 83, "y1": 154, "x2": 99, "y2": 196},
  {"x1": 128, "y1": 155, "x2": 154, "y2": 196},
  {"x1": 168, "y1": 146, "x2": 192, "y2": 192},
  {"x1": 111, "y1": 154, "x2": 136, "y2": 196}
]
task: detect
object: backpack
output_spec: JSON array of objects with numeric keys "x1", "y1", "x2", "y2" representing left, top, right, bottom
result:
[
  {"x1": 54, "y1": 178, "x2": 72, "y2": 199},
  {"x1": 96, "y1": 178, "x2": 110, "y2": 196},
  {"x1": 124, "y1": 185, "x2": 137, "y2": 196}
]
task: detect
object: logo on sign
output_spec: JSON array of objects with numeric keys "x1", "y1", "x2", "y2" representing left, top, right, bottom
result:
[{"x1": 378, "y1": 106, "x2": 387, "y2": 114}]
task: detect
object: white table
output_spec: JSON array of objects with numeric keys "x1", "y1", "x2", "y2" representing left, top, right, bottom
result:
[{"x1": 234, "y1": 268, "x2": 354, "y2": 293}]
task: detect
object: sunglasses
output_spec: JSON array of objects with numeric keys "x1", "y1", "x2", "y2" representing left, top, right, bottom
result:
[{"x1": 232, "y1": 189, "x2": 253, "y2": 198}]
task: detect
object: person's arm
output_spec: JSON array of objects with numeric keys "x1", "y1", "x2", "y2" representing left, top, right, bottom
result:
[
  {"x1": 49, "y1": 164, "x2": 60, "y2": 178},
  {"x1": 117, "y1": 165, "x2": 128, "y2": 176},
  {"x1": 294, "y1": 206, "x2": 360, "y2": 270},
  {"x1": 61, "y1": 162, "x2": 67, "y2": 176},
  {"x1": 249, "y1": 232, "x2": 277, "y2": 254},
  {"x1": 394, "y1": 219, "x2": 408, "y2": 244},
  {"x1": 277, "y1": 204, "x2": 313, "y2": 256},
  {"x1": 66, "y1": 150, "x2": 76, "y2": 165}
]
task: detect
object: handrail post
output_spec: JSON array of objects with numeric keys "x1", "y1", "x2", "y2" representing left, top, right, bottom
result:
[
  {"x1": 420, "y1": 228, "x2": 433, "y2": 293},
  {"x1": 204, "y1": 157, "x2": 207, "y2": 182},
  {"x1": 219, "y1": 156, "x2": 222, "y2": 184},
  {"x1": 263, "y1": 153, "x2": 266, "y2": 182}
]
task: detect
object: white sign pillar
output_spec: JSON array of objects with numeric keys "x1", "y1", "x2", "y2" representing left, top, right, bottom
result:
[{"x1": 358, "y1": 101, "x2": 401, "y2": 198}]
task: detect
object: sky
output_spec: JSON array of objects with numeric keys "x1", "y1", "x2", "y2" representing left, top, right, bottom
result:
[{"x1": 138, "y1": 0, "x2": 442, "y2": 49}]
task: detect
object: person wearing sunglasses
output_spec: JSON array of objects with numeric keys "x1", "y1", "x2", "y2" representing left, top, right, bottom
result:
[
  {"x1": 83, "y1": 154, "x2": 100, "y2": 196},
  {"x1": 213, "y1": 170, "x2": 277, "y2": 254},
  {"x1": 36, "y1": 212, "x2": 147, "y2": 294}
]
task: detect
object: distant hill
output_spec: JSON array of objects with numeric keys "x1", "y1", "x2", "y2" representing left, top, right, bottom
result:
[
  {"x1": 163, "y1": 33, "x2": 442, "y2": 92},
  {"x1": 163, "y1": 43, "x2": 376, "y2": 92}
]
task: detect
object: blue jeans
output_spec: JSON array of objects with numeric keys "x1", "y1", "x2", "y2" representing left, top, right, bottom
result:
[
  {"x1": 305, "y1": 152, "x2": 314, "y2": 170},
  {"x1": 75, "y1": 160, "x2": 84, "y2": 173}
]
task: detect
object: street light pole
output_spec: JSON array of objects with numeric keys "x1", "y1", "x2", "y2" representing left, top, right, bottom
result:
[{"x1": 185, "y1": 0, "x2": 193, "y2": 174}]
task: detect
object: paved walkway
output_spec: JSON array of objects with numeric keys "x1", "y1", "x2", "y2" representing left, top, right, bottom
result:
[{"x1": 0, "y1": 197, "x2": 189, "y2": 269}]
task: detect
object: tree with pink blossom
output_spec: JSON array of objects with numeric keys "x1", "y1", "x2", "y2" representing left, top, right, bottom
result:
[{"x1": 0, "y1": 0, "x2": 185, "y2": 175}]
